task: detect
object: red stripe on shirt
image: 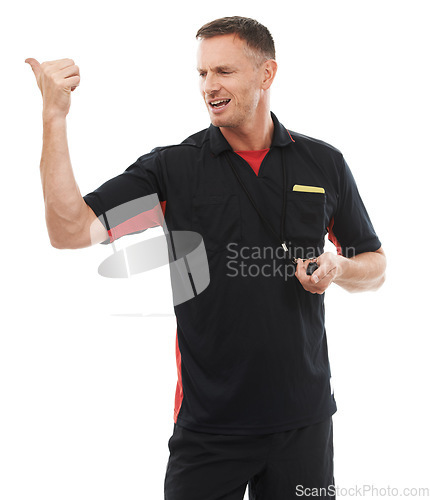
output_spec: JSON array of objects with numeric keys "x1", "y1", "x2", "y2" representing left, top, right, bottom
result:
[
  {"x1": 173, "y1": 329, "x2": 183, "y2": 423},
  {"x1": 107, "y1": 200, "x2": 166, "y2": 243},
  {"x1": 327, "y1": 216, "x2": 342, "y2": 255}
]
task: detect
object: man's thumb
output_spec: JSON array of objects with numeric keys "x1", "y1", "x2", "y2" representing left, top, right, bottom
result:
[{"x1": 25, "y1": 58, "x2": 41, "y2": 80}]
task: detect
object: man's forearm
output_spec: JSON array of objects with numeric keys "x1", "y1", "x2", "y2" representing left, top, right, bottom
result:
[
  {"x1": 40, "y1": 117, "x2": 88, "y2": 247},
  {"x1": 333, "y1": 248, "x2": 386, "y2": 293}
]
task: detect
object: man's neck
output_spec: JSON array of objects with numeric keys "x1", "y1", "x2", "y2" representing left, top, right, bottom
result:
[{"x1": 219, "y1": 111, "x2": 274, "y2": 151}]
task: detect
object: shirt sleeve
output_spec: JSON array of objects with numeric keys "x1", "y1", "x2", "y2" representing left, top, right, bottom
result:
[
  {"x1": 83, "y1": 149, "x2": 167, "y2": 245},
  {"x1": 327, "y1": 156, "x2": 382, "y2": 258}
]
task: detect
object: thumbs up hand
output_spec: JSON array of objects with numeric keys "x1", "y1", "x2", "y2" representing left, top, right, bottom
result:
[{"x1": 25, "y1": 58, "x2": 80, "y2": 120}]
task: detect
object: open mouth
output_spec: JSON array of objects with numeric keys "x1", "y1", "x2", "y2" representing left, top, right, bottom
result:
[{"x1": 209, "y1": 99, "x2": 231, "y2": 110}]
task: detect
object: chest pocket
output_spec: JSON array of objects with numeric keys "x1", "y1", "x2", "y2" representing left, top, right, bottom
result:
[
  {"x1": 192, "y1": 193, "x2": 242, "y2": 254},
  {"x1": 285, "y1": 191, "x2": 326, "y2": 253}
]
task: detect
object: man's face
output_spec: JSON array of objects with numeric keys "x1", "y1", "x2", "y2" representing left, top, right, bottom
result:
[{"x1": 197, "y1": 34, "x2": 264, "y2": 128}]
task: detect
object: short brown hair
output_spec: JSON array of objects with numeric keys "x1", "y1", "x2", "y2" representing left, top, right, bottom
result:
[{"x1": 196, "y1": 16, "x2": 276, "y2": 66}]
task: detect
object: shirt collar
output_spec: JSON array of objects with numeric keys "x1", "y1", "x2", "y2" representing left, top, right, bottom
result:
[{"x1": 208, "y1": 111, "x2": 295, "y2": 157}]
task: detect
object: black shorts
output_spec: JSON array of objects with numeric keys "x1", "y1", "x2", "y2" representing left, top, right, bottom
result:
[{"x1": 164, "y1": 416, "x2": 335, "y2": 500}]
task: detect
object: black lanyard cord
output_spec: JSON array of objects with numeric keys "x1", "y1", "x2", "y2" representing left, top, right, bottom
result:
[
  {"x1": 281, "y1": 148, "x2": 287, "y2": 247},
  {"x1": 223, "y1": 150, "x2": 290, "y2": 257}
]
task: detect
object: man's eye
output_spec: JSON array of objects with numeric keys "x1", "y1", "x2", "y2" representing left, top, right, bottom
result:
[
  {"x1": 199, "y1": 73, "x2": 206, "y2": 78},
  {"x1": 221, "y1": 71, "x2": 231, "y2": 75}
]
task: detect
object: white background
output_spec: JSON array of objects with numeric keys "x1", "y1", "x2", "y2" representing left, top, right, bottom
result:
[{"x1": 1, "y1": 0, "x2": 429, "y2": 498}]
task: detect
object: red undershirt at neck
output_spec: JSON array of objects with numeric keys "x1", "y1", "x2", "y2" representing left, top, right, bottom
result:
[{"x1": 234, "y1": 149, "x2": 270, "y2": 176}]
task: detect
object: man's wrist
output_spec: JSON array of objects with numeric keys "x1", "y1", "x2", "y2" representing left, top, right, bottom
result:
[
  {"x1": 42, "y1": 110, "x2": 67, "y2": 126},
  {"x1": 334, "y1": 253, "x2": 348, "y2": 283}
]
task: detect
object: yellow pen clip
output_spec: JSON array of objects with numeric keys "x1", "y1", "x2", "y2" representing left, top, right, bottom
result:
[{"x1": 292, "y1": 184, "x2": 325, "y2": 194}]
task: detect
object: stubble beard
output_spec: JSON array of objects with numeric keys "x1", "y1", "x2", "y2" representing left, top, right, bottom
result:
[{"x1": 209, "y1": 105, "x2": 249, "y2": 129}]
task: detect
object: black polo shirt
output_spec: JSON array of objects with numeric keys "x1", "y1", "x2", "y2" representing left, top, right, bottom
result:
[{"x1": 83, "y1": 112, "x2": 381, "y2": 435}]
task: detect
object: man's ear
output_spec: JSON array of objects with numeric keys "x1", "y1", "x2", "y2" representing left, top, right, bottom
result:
[{"x1": 261, "y1": 59, "x2": 277, "y2": 90}]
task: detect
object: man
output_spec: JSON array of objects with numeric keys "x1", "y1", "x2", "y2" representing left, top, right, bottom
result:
[{"x1": 26, "y1": 16, "x2": 386, "y2": 500}]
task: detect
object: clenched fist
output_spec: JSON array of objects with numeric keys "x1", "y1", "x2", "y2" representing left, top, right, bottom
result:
[{"x1": 25, "y1": 58, "x2": 80, "y2": 120}]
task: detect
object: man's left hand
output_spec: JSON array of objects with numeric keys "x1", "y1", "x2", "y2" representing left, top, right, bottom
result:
[{"x1": 295, "y1": 252, "x2": 343, "y2": 294}]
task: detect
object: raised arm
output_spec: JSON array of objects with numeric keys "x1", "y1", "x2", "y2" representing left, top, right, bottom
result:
[{"x1": 25, "y1": 57, "x2": 108, "y2": 249}]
